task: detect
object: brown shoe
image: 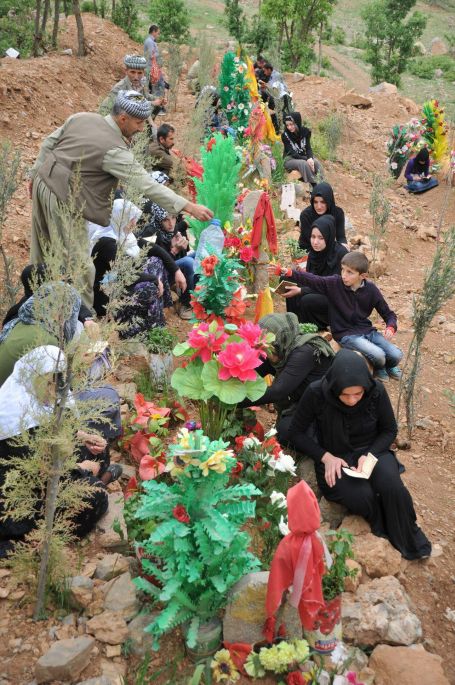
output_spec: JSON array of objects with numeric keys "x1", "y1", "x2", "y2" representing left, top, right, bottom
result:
[{"x1": 178, "y1": 305, "x2": 193, "y2": 320}]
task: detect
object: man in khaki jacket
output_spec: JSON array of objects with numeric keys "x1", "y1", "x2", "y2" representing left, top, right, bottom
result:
[
  {"x1": 29, "y1": 90, "x2": 212, "y2": 308},
  {"x1": 100, "y1": 55, "x2": 164, "y2": 116}
]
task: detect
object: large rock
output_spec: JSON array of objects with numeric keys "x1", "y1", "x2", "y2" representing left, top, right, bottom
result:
[
  {"x1": 68, "y1": 576, "x2": 94, "y2": 610},
  {"x1": 95, "y1": 554, "x2": 130, "y2": 582},
  {"x1": 338, "y1": 91, "x2": 372, "y2": 108},
  {"x1": 430, "y1": 37, "x2": 448, "y2": 55},
  {"x1": 297, "y1": 457, "x2": 319, "y2": 493},
  {"x1": 344, "y1": 559, "x2": 361, "y2": 593},
  {"x1": 103, "y1": 572, "x2": 139, "y2": 620},
  {"x1": 223, "y1": 572, "x2": 302, "y2": 643},
  {"x1": 77, "y1": 677, "x2": 115, "y2": 685},
  {"x1": 86, "y1": 611, "x2": 128, "y2": 645},
  {"x1": 319, "y1": 498, "x2": 348, "y2": 529},
  {"x1": 369, "y1": 644, "x2": 450, "y2": 685},
  {"x1": 35, "y1": 636, "x2": 95, "y2": 683},
  {"x1": 340, "y1": 515, "x2": 370, "y2": 537},
  {"x1": 369, "y1": 82, "x2": 397, "y2": 95},
  {"x1": 127, "y1": 612, "x2": 158, "y2": 656},
  {"x1": 342, "y1": 576, "x2": 421, "y2": 647},
  {"x1": 353, "y1": 534, "x2": 401, "y2": 578},
  {"x1": 96, "y1": 493, "x2": 128, "y2": 552}
]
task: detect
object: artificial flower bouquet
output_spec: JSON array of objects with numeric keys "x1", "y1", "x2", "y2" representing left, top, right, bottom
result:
[
  {"x1": 386, "y1": 118, "x2": 425, "y2": 178},
  {"x1": 233, "y1": 429, "x2": 296, "y2": 564},
  {"x1": 133, "y1": 428, "x2": 261, "y2": 649},
  {"x1": 191, "y1": 250, "x2": 249, "y2": 325},
  {"x1": 223, "y1": 219, "x2": 255, "y2": 267},
  {"x1": 171, "y1": 320, "x2": 274, "y2": 439}
]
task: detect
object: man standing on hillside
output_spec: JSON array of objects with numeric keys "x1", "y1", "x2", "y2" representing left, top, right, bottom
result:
[
  {"x1": 144, "y1": 24, "x2": 167, "y2": 115},
  {"x1": 28, "y1": 91, "x2": 213, "y2": 308},
  {"x1": 100, "y1": 54, "x2": 164, "y2": 116}
]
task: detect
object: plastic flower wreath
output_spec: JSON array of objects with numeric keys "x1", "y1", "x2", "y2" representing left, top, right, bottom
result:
[
  {"x1": 172, "y1": 321, "x2": 274, "y2": 440},
  {"x1": 133, "y1": 428, "x2": 261, "y2": 650}
]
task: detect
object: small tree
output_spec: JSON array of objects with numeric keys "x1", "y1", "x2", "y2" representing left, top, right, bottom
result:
[
  {"x1": 148, "y1": 0, "x2": 190, "y2": 43},
  {"x1": 0, "y1": 142, "x2": 21, "y2": 315},
  {"x1": 224, "y1": 0, "x2": 246, "y2": 42},
  {"x1": 368, "y1": 173, "x2": 391, "y2": 274},
  {"x1": 72, "y1": 0, "x2": 87, "y2": 56},
  {"x1": 361, "y1": 0, "x2": 427, "y2": 86},
  {"x1": 112, "y1": 0, "x2": 139, "y2": 39},
  {"x1": 397, "y1": 226, "x2": 455, "y2": 438}
]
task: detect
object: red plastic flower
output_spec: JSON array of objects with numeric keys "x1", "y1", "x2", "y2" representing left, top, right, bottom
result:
[
  {"x1": 173, "y1": 505, "x2": 190, "y2": 523},
  {"x1": 139, "y1": 454, "x2": 166, "y2": 481},
  {"x1": 127, "y1": 431, "x2": 155, "y2": 463},
  {"x1": 287, "y1": 672, "x2": 306, "y2": 685},
  {"x1": 206, "y1": 137, "x2": 217, "y2": 151},
  {"x1": 217, "y1": 341, "x2": 262, "y2": 382},
  {"x1": 225, "y1": 288, "x2": 248, "y2": 322},
  {"x1": 239, "y1": 245, "x2": 254, "y2": 262},
  {"x1": 231, "y1": 461, "x2": 243, "y2": 476},
  {"x1": 235, "y1": 435, "x2": 246, "y2": 451},
  {"x1": 253, "y1": 460, "x2": 262, "y2": 471},
  {"x1": 237, "y1": 322, "x2": 263, "y2": 347},
  {"x1": 190, "y1": 295, "x2": 208, "y2": 320},
  {"x1": 224, "y1": 236, "x2": 242, "y2": 249},
  {"x1": 124, "y1": 475, "x2": 138, "y2": 500},
  {"x1": 201, "y1": 254, "x2": 219, "y2": 276},
  {"x1": 133, "y1": 394, "x2": 170, "y2": 427},
  {"x1": 187, "y1": 322, "x2": 228, "y2": 362}
]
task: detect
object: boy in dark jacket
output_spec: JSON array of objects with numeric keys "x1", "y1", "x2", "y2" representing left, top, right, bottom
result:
[{"x1": 273, "y1": 251, "x2": 402, "y2": 381}]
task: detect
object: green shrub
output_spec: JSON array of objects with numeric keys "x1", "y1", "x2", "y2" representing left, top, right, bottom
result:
[
  {"x1": 318, "y1": 112, "x2": 344, "y2": 161},
  {"x1": 408, "y1": 55, "x2": 455, "y2": 81},
  {"x1": 0, "y1": 0, "x2": 34, "y2": 57},
  {"x1": 332, "y1": 25, "x2": 346, "y2": 45},
  {"x1": 271, "y1": 142, "x2": 287, "y2": 185},
  {"x1": 321, "y1": 56, "x2": 331, "y2": 70},
  {"x1": 80, "y1": 0, "x2": 95, "y2": 11},
  {"x1": 148, "y1": 0, "x2": 190, "y2": 43},
  {"x1": 112, "y1": 0, "x2": 139, "y2": 40},
  {"x1": 311, "y1": 130, "x2": 330, "y2": 161}
]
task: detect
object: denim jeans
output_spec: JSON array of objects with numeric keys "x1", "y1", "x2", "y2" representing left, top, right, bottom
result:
[
  {"x1": 339, "y1": 330, "x2": 403, "y2": 370},
  {"x1": 175, "y1": 255, "x2": 195, "y2": 306}
]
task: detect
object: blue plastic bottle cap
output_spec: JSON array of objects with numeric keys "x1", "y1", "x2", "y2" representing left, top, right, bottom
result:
[{"x1": 211, "y1": 218, "x2": 221, "y2": 227}]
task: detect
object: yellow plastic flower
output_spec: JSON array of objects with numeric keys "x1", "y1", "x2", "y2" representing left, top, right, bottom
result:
[
  {"x1": 199, "y1": 449, "x2": 230, "y2": 476},
  {"x1": 211, "y1": 649, "x2": 240, "y2": 682},
  {"x1": 293, "y1": 639, "x2": 310, "y2": 664},
  {"x1": 177, "y1": 427, "x2": 191, "y2": 450},
  {"x1": 259, "y1": 641, "x2": 296, "y2": 673}
]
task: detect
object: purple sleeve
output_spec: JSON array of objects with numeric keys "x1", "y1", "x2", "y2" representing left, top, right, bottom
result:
[
  {"x1": 404, "y1": 158, "x2": 414, "y2": 181},
  {"x1": 374, "y1": 287, "x2": 398, "y2": 331},
  {"x1": 290, "y1": 270, "x2": 337, "y2": 294}
]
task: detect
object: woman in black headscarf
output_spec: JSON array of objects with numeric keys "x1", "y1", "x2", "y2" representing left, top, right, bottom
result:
[
  {"x1": 299, "y1": 182, "x2": 347, "y2": 250},
  {"x1": 283, "y1": 215, "x2": 348, "y2": 329},
  {"x1": 289, "y1": 349, "x2": 431, "y2": 559},
  {"x1": 281, "y1": 112, "x2": 323, "y2": 185},
  {"x1": 238, "y1": 313, "x2": 334, "y2": 445}
]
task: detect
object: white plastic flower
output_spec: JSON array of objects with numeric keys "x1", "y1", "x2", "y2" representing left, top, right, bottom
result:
[
  {"x1": 330, "y1": 642, "x2": 349, "y2": 666},
  {"x1": 270, "y1": 491, "x2": 287, "y2": 509},
  {"x1": 390, "y1": 161, "x2": 398, "y2": 170},
  {"x1": 243, "y1": 436, "x2": 260, "y2": 449},
  {"x1": 264, "y1": 427, "x2": 277, "y2": 438},
  {"x1": 278, "y1": 515, "x2": 290, "y2": 536},
  {"x1": 269, "y1": 451, "x2": 296, "y2": 475},
  {"x1": 238, "y1": 103, "x2": 244, "y2": 110}
]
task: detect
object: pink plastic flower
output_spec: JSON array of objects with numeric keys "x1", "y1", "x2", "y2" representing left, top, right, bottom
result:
[
  {"x1": 237, "y1": 322, "x2": 263, "y2": 347},
  {"x1": 188, "y1": 323, "x2": 227, "y2": 362},
  {"x1": 139, "y1": 454, "x2": 166, "y2": 481},
  {"x1": 217, "y1": 342, "x2": 262, "y2": 382}
]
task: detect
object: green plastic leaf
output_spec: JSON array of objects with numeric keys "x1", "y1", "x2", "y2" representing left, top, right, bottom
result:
[
  {"x1": 244, "y1": 376, "x2": 267, "y2": 401},
  {"x1": 171, "y1": 364, "x2": 211, "y2": 401},
  {"x1": 185, "y1": 616, "x2": 200, "y2": 649},
  {"x1": 201, "y1": 361, "x2": 246, "y2": 404},
  {"x1": 173, "y1": 341, "x2": 191, "y2": 356},
  {"x1": 210, "y1": 575, "x2": 227, "y2": 593}
]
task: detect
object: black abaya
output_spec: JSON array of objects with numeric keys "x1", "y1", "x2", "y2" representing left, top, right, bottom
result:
[{"x1": 289, "y1": 350, "x2": 431, "y2": 559}]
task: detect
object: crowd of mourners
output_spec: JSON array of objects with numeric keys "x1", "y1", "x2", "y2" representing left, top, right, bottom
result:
[{"x1": 0, "y1": 27, "x2": 432, "y2": 563}]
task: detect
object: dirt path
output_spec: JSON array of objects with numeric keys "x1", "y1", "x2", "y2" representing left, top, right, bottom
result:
[{"x1": 322, "y1": 44, "x2": 371, "y2": 93}]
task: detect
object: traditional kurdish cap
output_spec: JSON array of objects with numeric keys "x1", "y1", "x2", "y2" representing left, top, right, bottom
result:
[
  {"x1": 115, "y1": 90, "x2": 151, "y2": 120},
  {"x1": 124, "y1": 54, "x2": 147, "y2": 69}
]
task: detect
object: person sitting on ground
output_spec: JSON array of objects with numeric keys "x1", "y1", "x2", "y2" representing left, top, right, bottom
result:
[
  {"x1": 239, "y1": 313, "x2": 334, "y2": 446},
  {"x1": 100, "y1": 54, "x2": 164, "y2": 117},
  {"x1": 282, "y1": 113, "x2": 323, "y2": 188},
  {"x1": 403, "y1": 147, "x2": 438, "y2": 194},
  {"x1": 0, "y1": 283, "x2": 83, "y2": 387},
  {"x1": 187, "y1": 59, "x2": 200, "y2": 94},
  {"x1": 260, "y1": 62, "x2": 292, "y2": 116},
  {"x1": 283, "y1": 215, "x2": 348, "y2": 329},
  {"x1": 273, "y1": 251, "x2": 403, "y2": 382},
  {"x1": 299, "y1": 181, "x2": 347, "y2": 251},
  {"x1": 148, "y1": 123, "x2": 176, "y2": 179},
  {"x1": 254, "y1": 55, "x2": 266, "y2": 81},
  {"x1": 0, "y1": 346, "x2": 123, "y2": 559},
  {"x1": 90, "y1": 198, "x2": 185, "y2": 332},
  {"x1": 289, "y1": 349, "x2": 431, "y2": 560}
]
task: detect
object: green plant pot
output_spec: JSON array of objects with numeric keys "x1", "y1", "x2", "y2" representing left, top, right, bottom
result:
[
  {"x1": 183, "y1": 617, "x2": 223, "y2": 663},
  {"x1": 149, "y1": 352, "x2": 173, "y2": 389}
]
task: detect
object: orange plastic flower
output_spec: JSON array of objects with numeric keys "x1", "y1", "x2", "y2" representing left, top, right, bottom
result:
[{"x1": 201, "y1": 254, "x2": 219, "y2": 276}]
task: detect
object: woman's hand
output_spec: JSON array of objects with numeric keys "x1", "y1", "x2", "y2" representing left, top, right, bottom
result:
[
  {"x1": 157, "y1": 278, "x2": 164, "y2": 297},
  {"x1": 282, "y1": 285, "x2": 301, "y2": 299},
  {"x1": 353, "y1": 455, "x2": 367, "y2": 473},
  {"x1": 77, "y1": 431, "x2": 107, "y2": 455},
  {"x1": 174, "y1": 269, "x2": 187, "y2": 292},
  {"x1": 321, "y1": 452, "x2": 348, "y2": 488},
  {"x1": 78, "y1": 460, "x2": 101, "y2": 477}
]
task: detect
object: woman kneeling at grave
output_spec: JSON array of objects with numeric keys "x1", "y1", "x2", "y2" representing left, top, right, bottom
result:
[{"x1": 289, "y1": 349, "x2": 431, "y2": 560}]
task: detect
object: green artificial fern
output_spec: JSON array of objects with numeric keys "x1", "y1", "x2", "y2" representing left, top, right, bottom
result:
[
  {"x1": 189, "y1": 133, "x2": 241, "y2": 246},
  {"x1": 132, "y1": 430, "x2": 261, "y2": 649}
]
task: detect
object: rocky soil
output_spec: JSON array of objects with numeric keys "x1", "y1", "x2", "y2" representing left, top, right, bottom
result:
[{"x1": 0, "y1": 12, "x2": 454, "y2": 685}]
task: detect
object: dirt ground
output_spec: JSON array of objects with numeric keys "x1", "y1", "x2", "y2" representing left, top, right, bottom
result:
[{"x1": 0, "y1": 12, "x2": 454, "y2": 684}]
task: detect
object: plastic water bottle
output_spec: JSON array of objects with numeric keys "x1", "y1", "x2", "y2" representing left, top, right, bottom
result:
[{"x1": 194, "y1": 218, "x2": 225, "y2": 271}]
